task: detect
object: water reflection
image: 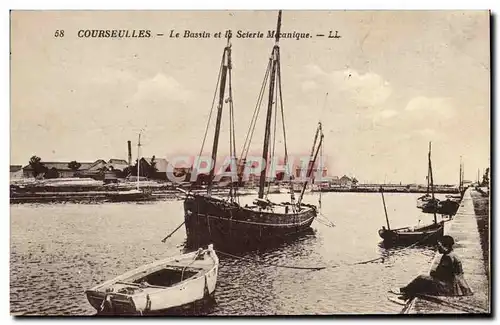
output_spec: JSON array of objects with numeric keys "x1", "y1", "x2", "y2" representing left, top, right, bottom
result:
[{"x1": 10, "y1": 192, "x2": 440, "y2": 315}]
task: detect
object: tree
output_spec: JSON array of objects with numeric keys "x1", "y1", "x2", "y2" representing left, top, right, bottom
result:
[
  {"x1": 148, "y1": 155, "x2": 158, "y2": 177},
  {"x1": 67, "y1": 161, "x2": 82, "y2": 176},
  {"x1": 482, "y1": 168, "x2": 489, "y2": 187},
  {"x1": 45, "y1": 167, "x2": 60, "y2": 179},
  {"x1": 28, "y1": 155, "x2": 47, "y2": 178}
]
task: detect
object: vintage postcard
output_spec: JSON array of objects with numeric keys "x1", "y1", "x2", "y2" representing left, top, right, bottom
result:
[{"x1": 9, "y1": 10, "x2": 490, "y2": 316}]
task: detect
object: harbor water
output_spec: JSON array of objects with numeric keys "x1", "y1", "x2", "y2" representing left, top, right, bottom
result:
[{"x1": 10, "y1": 192, "x2": 450, "y2": 315}]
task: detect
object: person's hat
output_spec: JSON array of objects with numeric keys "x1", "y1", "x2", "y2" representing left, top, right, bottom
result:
[{"x1": 438, "y1": 235, "x2": 455, "y2": 248}]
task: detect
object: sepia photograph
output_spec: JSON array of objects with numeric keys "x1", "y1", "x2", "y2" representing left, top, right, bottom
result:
[{"x1": 9, "y1": 9, "x2": 491, "y2": 316}]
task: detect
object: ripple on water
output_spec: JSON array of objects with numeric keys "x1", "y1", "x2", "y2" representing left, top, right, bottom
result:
[{"x1": 10, "y1": 193, "x2": 442, "y2": 315}]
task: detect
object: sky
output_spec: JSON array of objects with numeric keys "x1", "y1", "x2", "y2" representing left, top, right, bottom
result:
[{"x1": 10, "y1": 10, "x2": 490, "y2": 184}]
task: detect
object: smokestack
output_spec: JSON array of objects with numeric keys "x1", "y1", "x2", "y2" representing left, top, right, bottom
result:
[{"x1": 127, "y1": 140, "x2": 132, "y2": 166}]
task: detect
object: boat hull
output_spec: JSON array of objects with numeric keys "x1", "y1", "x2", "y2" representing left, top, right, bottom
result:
[
  {"x1": 378, "y1": 222, "x2": 444, "y2": 246},
  {"x1": 436, "y1": 199, "x2": 460, "y2": 216},
  {"x1": 85, "y1": 245, "x2": 218, "y2": 315},
  {"x1": 86, "y1": 272, "x2": 217, "y2": 315},
  {"x1": 183, "y1": 195, "x2": 317, "y2": 248}
]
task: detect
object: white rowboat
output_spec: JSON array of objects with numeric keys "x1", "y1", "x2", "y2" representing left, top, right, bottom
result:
[{"x1": 85, "y1": 244, "x2": 218, "y2": 315}]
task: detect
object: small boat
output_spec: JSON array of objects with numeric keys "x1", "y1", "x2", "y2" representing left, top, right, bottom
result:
[
  {"x1": 378, "y1": 187, "x2": 443, "y2": 246},
  {"x1": 416, "y1": 193, "x2": 433, "y2": 209},
  {"x1": 378, "y1": 222, "x2": 444, "y2": 246},
  {"x1": 417, "y1": 142, "x2": 441, "y2": 212},
  {"x1": 106, "y1": 189, "x2": 154, "y2": 202},
  {"x1": 436, "y1": 198, "x2": 460, "y2": 216},
  {"x1": 85, "y1": 245, "x2": 219, "y2": 315}
]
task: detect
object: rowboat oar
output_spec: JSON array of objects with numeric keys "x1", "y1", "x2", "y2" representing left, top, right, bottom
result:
[{"x1": 161, "y1": 221, "x2": 186, "y2": 243}]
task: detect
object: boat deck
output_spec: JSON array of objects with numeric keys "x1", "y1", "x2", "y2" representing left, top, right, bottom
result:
[{"x1": 402, "y1": 188, "x2": 490, "y2": 314}]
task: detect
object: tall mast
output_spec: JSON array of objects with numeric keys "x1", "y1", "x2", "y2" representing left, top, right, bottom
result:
[
  {"x1": 426, "y1": 160, "x2": 430, "y2": 195},
  {"x1": 298, "y1": 125, "x2": 323, "y2": 205},
  {"x1": 428, "y1": 141, "x2": 437, "y2": 224},
  {"x1": 207, "y1": 37, "x2": 232, "y2": 195},
  {"x1": 381, "y1": 187, "x2": 391, "y2": 230},
  {"x1": 459, "y1": 156, "x2": 463, "y2": 192},
  {"x1": 461, "y1": 161, "x2": 465, "y2": 192},
  {"x1": 258, "y1": 10, "x2": 282, "y2": 199},
  {"x1": 136, "y1": 132, "x2": 141, "y2": 191}
]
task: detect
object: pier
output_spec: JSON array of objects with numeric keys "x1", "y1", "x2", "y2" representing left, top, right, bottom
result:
[{"x1": 402, "y1": 187, "x2": 490, "y2": 314}]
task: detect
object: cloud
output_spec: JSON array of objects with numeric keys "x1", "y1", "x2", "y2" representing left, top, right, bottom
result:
[
  {"x1": 301, "y1": 80, "x2": 317, "y2": 91},
  {"x1": 132, "y1": 73, "x2": 191, "y2": 104},
  {"x1": 328, "y1": 69, "x2": 392, "y2": 108},
  {"x1": 299, "y1": 66, "x2": 393, "y2": 111},
  {"x1": 377, "y1": 109, "x2": 398, "y2": 119},
  {"x1": 303, "y1": 64, "x2": 327, "y2": 78},
  {"x1": 404, "y1": 96, "x2": 454, "y2": 118},
  {"x1": 417, "y1": 128, "x2": 438, "y2": 137}
]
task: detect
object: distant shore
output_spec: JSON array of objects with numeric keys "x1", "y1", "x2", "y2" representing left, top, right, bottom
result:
[{"x1": 10, "y1": 178, "x2": 462, "y2": 204}]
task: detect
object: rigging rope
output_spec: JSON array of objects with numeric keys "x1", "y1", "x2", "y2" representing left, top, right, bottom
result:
[
  {"x1": 275, "y1": 48, "x2": 295, "y2": 204},
  {"x1": 191, "y1": 54, "x2": 225, "y2": 191},
  {"x1": 161, "y1": 221, "x2": 185, "y2": 243},
  {"x1": 414, "y1": 294, "x2": 489, "y2": 313},
  {"x1": 215, "y1": 249, "x2": 326, "y2": 271},
  {"x1": 227, "y1": 55, "x2": 238, "y2": 203},
  {"x1": 239, "y1": 58, "x2": 272, "y2": 166},
  {"x1": 266, "y1": 67, "x2": 280, "y2": 199},
  {"x1": 160, "y1": 221, "x2": 443, "y2": 272}
]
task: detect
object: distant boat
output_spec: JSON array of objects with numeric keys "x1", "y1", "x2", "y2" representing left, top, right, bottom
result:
[
  {"x1": 417, "y1": 143, "x2": 460, "y2": 216},
  {"x1": 417, "y1": 142, "x2": 440, "y2": 211},
  {"x1": 106, "y1": 189, "x2": 154, "y2": 202},
  {"x1": 85, "y1": 245, "x2": 218, "y2": 315}
]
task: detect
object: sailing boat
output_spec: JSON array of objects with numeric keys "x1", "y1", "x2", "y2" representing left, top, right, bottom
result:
[
  {"x1": 417, "y1": 142, "x2": 442, "y2": 213},
  {"x1": 378, "y1": 186, "x2": 444, "y2": 246},
  {"x1": 417, "y1": 143, "x2": 460, "y2": 216},
  {"x1": 182, "y1": 11, "x2": 320, "y2": 248},
  {"x1": 416, "y1": 142, "x2": 439, "y2": 210},
  {"x1": 379, "y1": 142, "x2": 444, "y2": 246}
]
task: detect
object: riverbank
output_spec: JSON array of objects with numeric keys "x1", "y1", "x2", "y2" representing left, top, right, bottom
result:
[
  {"x1": 10, "y1": 178, "x2": 462, "y2": 204},
  {"x1": 402, "y1": 188, "x2": 490, "y2": 314}
]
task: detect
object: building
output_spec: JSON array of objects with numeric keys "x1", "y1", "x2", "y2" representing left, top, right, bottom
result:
[
  {"x1": 130, "y1": 157, "x2": 170, "y2": 180},
  {"x1": 78, "y1": 159, "x2": 130, "y2": 180},
  {"x1": 22, "y1": 161, "x2": 94, "y2": 178},
  {"x1": 10, "y1": 165, "x2": 23, "y2": 179},
  {"x1": 106, "y1": 159, "x2": 129, "y2": 172},
  {"x1": 328, "y1": 175, "x2": 358, "y2": 188},
  {"x1": 339, "y1": 175, "x2": 353, "y2": 187},
  {"x1": 294, "y1": 165, "x2": 328, "y2": 180}
]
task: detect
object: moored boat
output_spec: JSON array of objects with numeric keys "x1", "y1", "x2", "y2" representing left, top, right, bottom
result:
[
  {"x1": 85, "y1": 245, "x2": 218, "y2": 315},
  {"x1": 417, "y1": 142, "x2": 441, "y2": 213},
  {"x1": 106, "y1": 189, "x2": 154, "y2": 202},
  {"x1": 416, "y1": 194, "x2": 433, "y2": 209},
  {"x1": 378, "y1": 222, "x2": 444, "y2": 246},
  {"x1": 378, "y1": 186, "x2": 444, "y2": 247},
  {"x1": 182, "y1": 11, "x2": 321, "y2": 249}
]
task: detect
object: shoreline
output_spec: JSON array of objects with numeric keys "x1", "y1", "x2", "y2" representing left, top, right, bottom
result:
[
  {"x1": 10, "y1": 184, "x2": 462, "y2": 204},
  {"x1": 402, "y1": 187, "x2": 490, "y2": 314}
]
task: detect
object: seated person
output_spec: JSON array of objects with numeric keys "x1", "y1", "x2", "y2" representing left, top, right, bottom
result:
[{"x1": 391, "y1": 235, "x2": 473, "y2": 300}]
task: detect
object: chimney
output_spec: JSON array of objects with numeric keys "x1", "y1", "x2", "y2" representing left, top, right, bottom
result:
[{"x1": 127, "y1": 140, "x2": 132, "y2": 165}]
